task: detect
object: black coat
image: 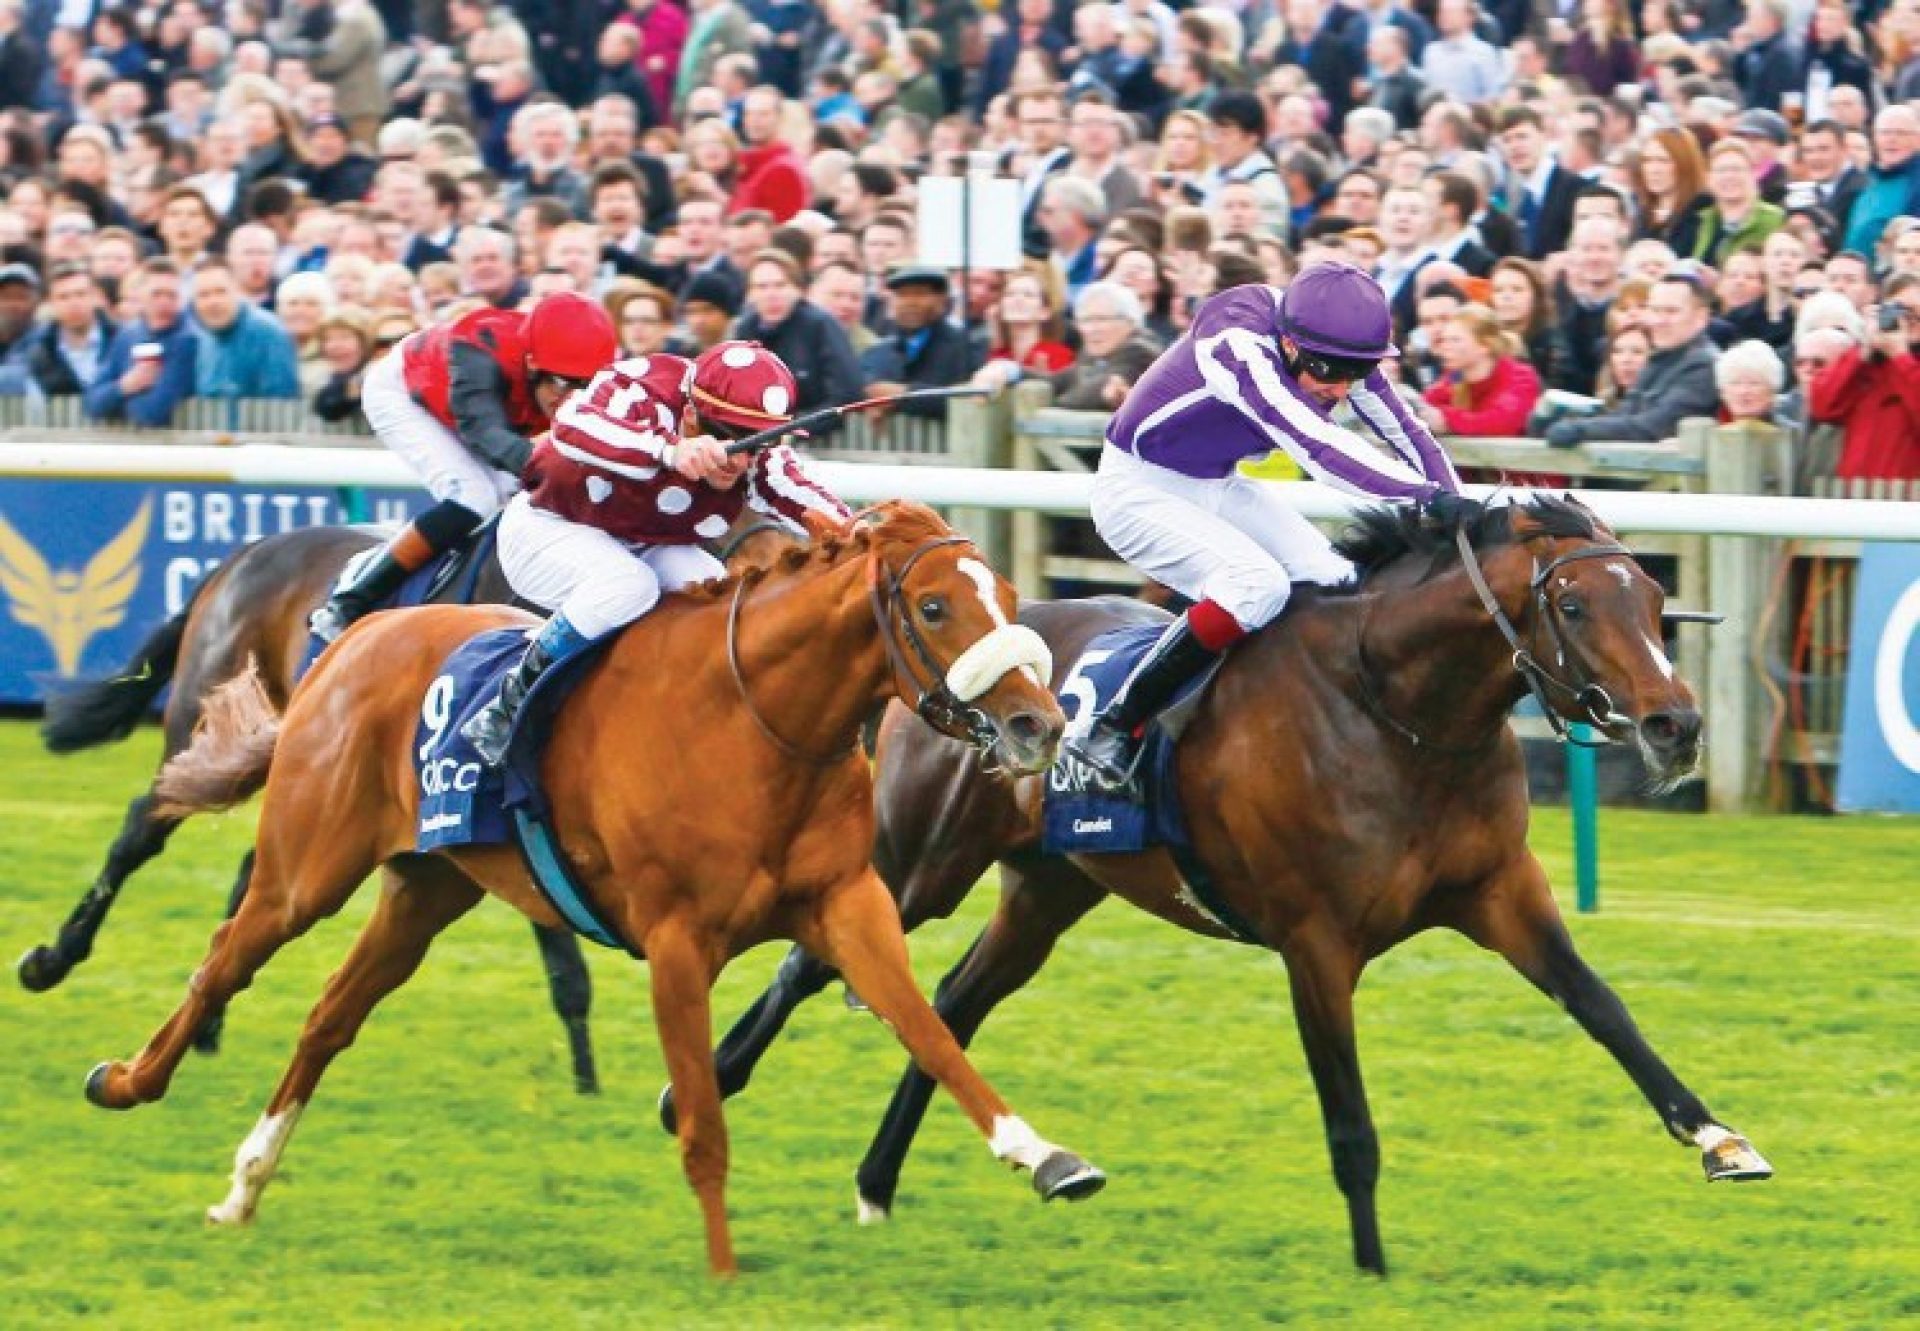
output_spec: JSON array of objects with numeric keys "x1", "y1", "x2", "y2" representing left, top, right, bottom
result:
[
  {"x1": 732, "y1": 300, "x2": 864, "y2": 433},
  {"x1": 300, "y1": 152, "x2": 378, "y2": 206},
  {"x1": 1549, "y1": 280, "x2": 1612, "y2": 397},
  {"x1": 859, "y1": 319, "x2": 980, "y2": 417},
  {"x1": 1514, "y1": 162, "x2": 1585, "y2": 261},
  {"x1": 1736, "y1": 32, "x2": 1803, "y2": 112},
  {"x1": 1367, "y1": 69, "x2": 1427, "y2": 131},
  {"x1": 25, "y1": 313, "x2": 117, "y2": 397}
]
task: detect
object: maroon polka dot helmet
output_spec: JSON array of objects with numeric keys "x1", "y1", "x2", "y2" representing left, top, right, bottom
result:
[{"x1": 690, "y1": 341, "x2": 799, "y2": 434}]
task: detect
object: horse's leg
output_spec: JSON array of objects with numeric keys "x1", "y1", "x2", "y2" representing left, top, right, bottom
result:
[
  {"x1": 189, "y1": 849, "x2": 257, "y2": 1054},
  {"x1": 1282, "y1": 927, "x2": 1387, "y2": 1276},
  {"x1": 530, "y1": 923, "x2": 599, "y2": 1095},
  {"x1": 17, "y1": 793, "x2": 181, "y2": 991},
  {"x1": 84, "y1": 816, "x2": 381, "y2": 1112},
  {"x1": 658, "y1": 943, "x2": 839, "y2": 1134},
  {"x1": 812, "y1": 864, "x2": 1107, "y2": 1220},
  {"x1": 208, "y1": 858, "x2": 482, "y2": 1225},
  {"x1": 644, "y1": 919, "x2": 736, "y2": 1277},
  {"x1": 1460, "y1": 853, "x2": 1772, "y2": 1181}
]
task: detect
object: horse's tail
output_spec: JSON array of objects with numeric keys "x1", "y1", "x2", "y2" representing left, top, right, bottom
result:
[
  {"x1": 41, "y1": 578, "x2": 209, "y2": 754},
  {"x1": 152, "y1": 662, "x2": 279, "y2": 818}
]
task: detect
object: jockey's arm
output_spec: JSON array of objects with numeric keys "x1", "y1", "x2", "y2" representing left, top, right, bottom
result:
[
  {"x1": 1192, "y1": 323, "x2": 1447, "y2": 503},
  {"x1": 744, "y1": 443, "x2": 852, "y2": 533},
  {"x1": 1347, "y1": 369, "x2": 1464, "y2": 494},
  {"x1": 447, "y1": 342, "x2": 535, "y2": 476}
]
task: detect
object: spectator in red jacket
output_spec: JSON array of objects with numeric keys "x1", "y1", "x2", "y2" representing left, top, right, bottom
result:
[
  {"x1": 728, "y1": 86, "x2": 808, "y2": 222},
  {"x1": 1806, "y1": 274, "x2": 1920, "y2": 480},
  {"x1": 1415, "y1": 303, "x2": 1544, "y2": 437}
]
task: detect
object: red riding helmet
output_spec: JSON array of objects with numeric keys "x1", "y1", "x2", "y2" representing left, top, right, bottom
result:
[
  {"x1": 526, "y1": 292, "x2": 618, "y2": 381},
  {"x1": 690, "y1": 341, "x2": 800, "y2": 433}
]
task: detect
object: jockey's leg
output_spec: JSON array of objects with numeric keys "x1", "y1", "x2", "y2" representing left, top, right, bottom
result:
[
  {"x1": 312, "y1": 351, "x2": 510, "y2": 642},
  {"x1": 1071, "y1": 447, "x2": 1285, "y2": 788},
  {"x1": 1218, "y1": 472, "x2": 1360, "y2": 589},
  {"x1": 467, "y1": 498, "x2": 663, "y2": 765}
]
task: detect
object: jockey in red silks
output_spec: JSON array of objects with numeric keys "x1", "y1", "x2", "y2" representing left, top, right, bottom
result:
[
  {"x1": 1069, "y1": 261, "x2": 1469, "y2": 788},
  {"x1": 308, "y1": 291, "x2": 620, "y2": 642},
  {"x1": 462, "y1": 341, "x2": 850, "y2": 763}
]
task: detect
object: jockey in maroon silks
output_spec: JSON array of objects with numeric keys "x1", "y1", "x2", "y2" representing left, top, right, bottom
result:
[
  {"x1": 308, "y1": 292, "x2": 619, "y2": 643},
  {"x1": 1069, "y1": 261, "x2": 1469, "y2": 788}
]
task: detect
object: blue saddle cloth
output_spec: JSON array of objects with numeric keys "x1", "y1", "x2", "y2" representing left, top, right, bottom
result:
[
  {"x1": 1042, "y1": 623, "x2": 1203, "y2": 856},
  {"x1": 411, "y1": 626, "x2": 631, "y2": 953},
  {"x1": 299, "y1": 520, "x2": 501, "y2": 682}
]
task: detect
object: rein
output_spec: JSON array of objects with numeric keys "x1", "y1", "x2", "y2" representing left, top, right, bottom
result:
[
  {"x1": 1353, "y1": 521, "x2": 1634, "y2": 753},
  {"x1": 724, "y1": 527, "x2": 1019, "y2": 767}
]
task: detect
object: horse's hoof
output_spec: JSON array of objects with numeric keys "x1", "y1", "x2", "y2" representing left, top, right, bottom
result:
[
  {"x1": 1034, "y1": 1150, "x2": 1107, "y2": 1203},
  {"x1": 84, "y1": 1061, "x2": 132, "y2": 1111},
  {"x1": 1702, "y1": 1130, "x2": 1773, "y2": 1182},
  {"x1": 190, "y1": 1014, "x2": 225, "y2": 1056},
  {"x1": 16, "y1": 945, "x2": 70, "y2": 992},
  {"x1": 574, "y1": 1072, "x2": 601, "y2": 1096},
  {"x1": 855, "y1": 1193, "x2": 891, "y2": 1225},
  {"x1": 656, "y1": 1084, "x2": 678, "y2": 1135},
  {"x1": 205, "y1": 1199, "x2": 256, "y2": 1227}
]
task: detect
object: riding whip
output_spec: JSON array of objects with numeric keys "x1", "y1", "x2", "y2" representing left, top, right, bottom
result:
[{"x1": 724, "y1": 386, "x2": 992, "y2": 455}]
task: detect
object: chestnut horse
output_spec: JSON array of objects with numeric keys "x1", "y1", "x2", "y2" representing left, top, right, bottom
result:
[
  {"x1": 91, "y1": 502, "x2": 1103, "y2": 1276},
  {"x1": 680, "y1": 497, "x2": 1774, "y2": 1274},
  {"x1": 19, "y1": 525, "x2": 603, "y2": 1089}
]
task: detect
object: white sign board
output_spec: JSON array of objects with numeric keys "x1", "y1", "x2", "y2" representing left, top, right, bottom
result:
[{"x1": 917, "y1": 175, "x2": 1024, "y2": 271}]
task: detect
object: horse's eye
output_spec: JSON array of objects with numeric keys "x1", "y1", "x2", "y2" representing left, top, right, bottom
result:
[
  {"x1": 1557, "y1": 596, "x2": 1583, "y2": 619},
  {"x1": 919, "y1": 597, "x2": 946, "y2": 625}
]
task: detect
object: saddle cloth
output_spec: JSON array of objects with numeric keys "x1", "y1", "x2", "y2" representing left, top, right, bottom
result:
[
  {"x1": 1042, "y1": 622, "x2": 1216, "y2": 856},
  {"x1": 411, "y1": 625, "x2": 630, "y2": 953}
]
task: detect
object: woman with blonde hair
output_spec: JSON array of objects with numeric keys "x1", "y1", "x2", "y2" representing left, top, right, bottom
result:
[
  {"x1": 1415, "y1": 304, "x2": 1544, "y2": 438},
  {"x1": 1152, "y1": 110, "x2": 1213, "y2": 208},
  {"x1": 972, "y1": 266, "x2": 1074, "y2": 387},
  {"x1": 682, "y1": 118, "x2": 742, "y2": 198},
  {"x1": 604, "y1": 280, "x2": 677, "y2": 356},
  {"x1": 1631, "y1": 126, "x2": 1710, "y2": 255}
]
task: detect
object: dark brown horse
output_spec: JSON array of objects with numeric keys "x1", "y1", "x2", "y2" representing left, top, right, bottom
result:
[
  {"x1": 94, "y1": 502, "x2": 1101, "y2": 1276},
  {"x1": 17, "y1": 524, "x2": 605, "y2": 1089},
  {"x1": 677, "y1": 496, "x2": 1774, "y2": 1274}
]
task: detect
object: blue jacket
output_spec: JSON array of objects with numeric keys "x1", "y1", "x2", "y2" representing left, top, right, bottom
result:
[
  {"x1": 84, "y1": 317, "x2": 198, "y2": 427},
  {"x1": 192, "y1": 305, "x2": 300, "y2": 400},
  {"x1": 1842, "y1": 156, "x2": 1920, "y2": 257}
]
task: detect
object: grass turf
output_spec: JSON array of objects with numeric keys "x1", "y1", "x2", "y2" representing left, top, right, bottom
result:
[{"x1": 0, "y1": 721, "x2": 1915, "y2": 1329}]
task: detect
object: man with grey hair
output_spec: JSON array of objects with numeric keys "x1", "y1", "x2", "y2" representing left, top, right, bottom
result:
[
  {"x1": 1785, "y1": 324, "x2": 1857, "y2": 480},
  {"x1": 1843, "y1": 106, "x2": 1920, "y2": 255},
  {"x1": 1051, "y1": 280, "x2": 1159, "y2": 409},
  {"x1": 504, "y1": 101, "x2": 587, "y2": 216},
  {"x1": 1342, "y1": 107, "x2": 1397, "y2": 169},
  {"x1": 456, "y1": 226, "x2": 527, "y2": 309},
  {"x1": 1040, "y1": 175, "x2": 1108, "y2": 300}
]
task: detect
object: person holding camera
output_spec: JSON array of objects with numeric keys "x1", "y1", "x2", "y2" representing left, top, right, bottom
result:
[{"x1": 1805, "y1": 273, "x2": 1920, "y2": 480}]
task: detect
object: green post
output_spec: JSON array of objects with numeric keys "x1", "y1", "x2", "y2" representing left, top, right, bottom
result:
[
  {"x1": 339, "y1": 486, "x2": 369, "y2": 523},
  {"x1": 1568, "y1": 724, "x2": 1599, "y2": 912}
]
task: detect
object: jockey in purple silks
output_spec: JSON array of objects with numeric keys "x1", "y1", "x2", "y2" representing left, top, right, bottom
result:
[{"x1": 1069, "y1": 260, "x2": 1470, "y2": 789}]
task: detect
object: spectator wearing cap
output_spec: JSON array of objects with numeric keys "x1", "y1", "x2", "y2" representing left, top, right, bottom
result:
[
  {"x1": 300, "y1": 114, "x2": 378, "y2": 205},
  {"x1": 1797, "y1": 119, "x2": 1866, "y2": 240},
  {"x1": 1733, "y1": 109, "x2": 1793, "y2": 205},
  {"x1": 1807, "y1": 272, "x2": 1920, "y2": 479},
  {"x1": 679, "y1": 269, "x2": 742, "y2": 354},
  {"x1": 1691, "y1": 140, "x2": 1786, "y2": 267},
  {"x1": 190, "y1": 257, "x2": 300, "y2": 401},
  {"x1": 0, "y1": 261, "x2": 40, "y2": 395},
  {"x1": 25, "y1": 263, "x2": 115, "y2": 399},
  {"x1": 731, "y1": 87, "x2": 808, "y2": 222},
  {"x1": 1843, "y1": 107, "x2": 1920, "y2": 257},
  {"x1": 269, "y1": 0, "x2": 388, "y2": 147},
  {"x1": 734, "y1": 249, "x2": 863, "y2": 428},
  {"x1": 86, "y1": 257, "x2": 199, "y2": 427},
  {"x1": 859, "y1": 265, "x2": 980, "y2": 418},
  {"x1": 1201, "y1": 92, "x2": 1287, "y2": 236},
  {"x1": 1732, "y1": 0, "x2": 1803, "y2": 113},
  {"x1": 1547, "y1": 274, "x2": 1721, "y2": 448}
]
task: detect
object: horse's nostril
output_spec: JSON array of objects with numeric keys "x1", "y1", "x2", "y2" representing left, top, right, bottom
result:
[
  {"x1": 1641, "y1": 710, "x2": 1702, "y2": 749},
  {"x1": 1006, "y1": 711, "x2": 1054, "y2": 749}
]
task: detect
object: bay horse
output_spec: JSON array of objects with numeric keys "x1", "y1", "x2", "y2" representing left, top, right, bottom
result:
[
  {"x1": 92, "y1": 502, "x2": 1103, "y2": 1276},
  {"x1": 18, "y1": 524, "x2": 604, "y2": 1091},
  {"x1": 675, "y1": 496, "x2": 1774, "y2": 1274}
]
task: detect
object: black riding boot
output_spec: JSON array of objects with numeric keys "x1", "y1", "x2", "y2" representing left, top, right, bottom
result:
[
  {"x1": 308, "y1": 546, "x2": 416, "y2": 643},
  {"x1": 1069, "y1": 613, "x2": 1220, "y2": 790},
  {"x1": 462, "y1": 615, "x2": 592, "y2": 766}
]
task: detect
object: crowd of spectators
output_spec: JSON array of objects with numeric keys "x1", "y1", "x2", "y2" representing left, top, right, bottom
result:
[{"x1": 0, "y1": 0, "x2": 1916, "y2": 480}]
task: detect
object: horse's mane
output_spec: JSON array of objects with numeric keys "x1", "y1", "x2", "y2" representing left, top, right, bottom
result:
[
  {"x1": 1333, "y1": 495, "x2": 1599, "y2": 584},
  {"x1": 677, "y1": 500, "x2": 953, "y2": 602}
]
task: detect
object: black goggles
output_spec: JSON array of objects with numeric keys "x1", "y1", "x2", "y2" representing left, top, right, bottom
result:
[{"x1": 1290, "y1": 348, "x2": 1380, "y2": 384}]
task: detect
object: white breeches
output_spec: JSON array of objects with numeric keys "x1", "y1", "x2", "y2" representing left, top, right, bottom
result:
[
  {"x1": 497, "y1": 493, "x2": 724, "y2": 639},
  {"x1": 1090, "y1": 445, "x2": 1356, "y2": 631},
  {"x1": 362, "y1": 349, "x2": 519, "y2": 518}
]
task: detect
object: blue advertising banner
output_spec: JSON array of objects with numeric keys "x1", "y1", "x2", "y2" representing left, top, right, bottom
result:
[
  {"x1": 1837, "y1": 544, "x2": 1920, "y2": 814},
  {"x1": 0, "y1": 480, "x2": 419, "y2": 704}
]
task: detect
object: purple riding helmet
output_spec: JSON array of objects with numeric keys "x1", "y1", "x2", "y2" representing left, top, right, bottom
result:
[{"x1": 1274, "y1": 261, "x2": 1399, "y2": 380}]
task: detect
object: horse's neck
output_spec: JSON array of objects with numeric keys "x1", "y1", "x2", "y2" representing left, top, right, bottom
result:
[
  {"x1": 718, "y1": 554, "x2": 889, "y2": 755},
  {"x1": 1339, "y1": 564, "x2": 1533, "y2": 750}
]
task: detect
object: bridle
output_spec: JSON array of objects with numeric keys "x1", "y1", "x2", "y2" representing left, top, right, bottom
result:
[
  {"x1": 1355, "y1": 523, "x2": 1637, "y2": 753},
  {"x1": 727, "y1": 524, "x2": 1048, "y2": 767}
]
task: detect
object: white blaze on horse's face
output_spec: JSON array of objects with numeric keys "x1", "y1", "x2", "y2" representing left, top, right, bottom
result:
[{"x1": 944, "y1": 556, "x2": 1053, "y2": 702}]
